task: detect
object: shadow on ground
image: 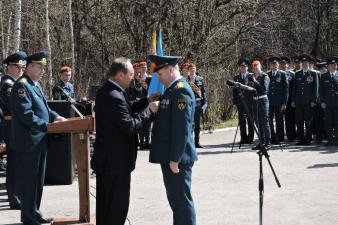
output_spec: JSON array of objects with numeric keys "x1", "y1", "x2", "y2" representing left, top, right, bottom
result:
[{"x1": 308, "y1": 163, "x2": 338, "y2": 169}]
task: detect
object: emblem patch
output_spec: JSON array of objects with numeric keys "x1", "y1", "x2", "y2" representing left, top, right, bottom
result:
[
  {"x1": 176, "y1": 82, "x2": 184, "y2": 88},
  {"x1": 18, "y1": 88, "x2": 26, "y2": 98},
  {"x1": 177, "y1": 98, "x2": 187, "y2": 111}
]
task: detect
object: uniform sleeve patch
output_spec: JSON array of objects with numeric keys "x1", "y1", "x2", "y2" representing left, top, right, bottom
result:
[
  {"x1": 18, "y1": 88, "x2": 26, "y2": 98},
  {"x1": 176, "y1": 82, "x2": 184, "y2": 88},
  {"x1": 177, "y1": 98, "x2": 187, "y2": 111}
]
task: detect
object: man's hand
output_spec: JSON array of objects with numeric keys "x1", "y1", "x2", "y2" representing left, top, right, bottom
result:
[
  {"x1": 291, "y1": 102, "x2": 296, "y2": 108},
  {"x1": 169, "y1": 161, "x2": 180, "y2": 174},
  {"x1": 281, "y1": 104, "x2": 287, "y2": 111},
  {"x1": 321, "y1": 102, "x2": 326, "y2": 109},
  {"x1": 53, "y1": 116, "x2": 67, "y2": 123},
  {"x1": 310, "y1": 102, "x2": 316, "y2": 107},
  {"x1": 149, "y1": 101, "x2": 159, "y2": 113},
  {"x1": 148, "y1": 92, "x2": 160, "y2": 102}
]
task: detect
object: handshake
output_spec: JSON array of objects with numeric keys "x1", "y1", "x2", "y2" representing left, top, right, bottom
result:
[{"x1": 148, "y1": 92, "x2": 160, "y2": 113}]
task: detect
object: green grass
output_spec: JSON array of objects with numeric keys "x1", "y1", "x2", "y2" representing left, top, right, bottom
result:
[{"x1": 203, "y1": 118, "x2": 237, "y2": 130}]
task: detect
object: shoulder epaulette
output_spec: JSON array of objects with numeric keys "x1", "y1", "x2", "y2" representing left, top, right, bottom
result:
[
  {"x1": 4, "y1": 79, "x2": 14, "y2": 86},
  {"x1": 19, "y1": 77, "x2": 27, "y2": 83}
]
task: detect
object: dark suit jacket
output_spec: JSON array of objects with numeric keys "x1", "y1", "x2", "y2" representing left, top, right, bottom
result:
[{"x1": 91, "y1": 80, "x2": 153, "y2": 175}]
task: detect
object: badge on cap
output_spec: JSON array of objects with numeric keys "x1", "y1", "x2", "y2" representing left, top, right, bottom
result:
[
  {"x1": 18, "y1": 88, "x2": 26, "y2": 98},
  {"x1": 177, "y1": 98, "x2": 187, "y2": 111}
]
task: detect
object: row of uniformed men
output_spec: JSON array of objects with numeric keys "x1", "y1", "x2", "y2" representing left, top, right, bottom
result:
[
  {"x1": 233, "y1": 54, "x2": 338, "y2": 149},
  {"x1": 0, "y1": 51, "x2": 70, "y2": 225}
]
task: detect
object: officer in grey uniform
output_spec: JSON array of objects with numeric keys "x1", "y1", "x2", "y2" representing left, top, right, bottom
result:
[
  {"x1": 233, "y1": 57, "x2": 254, "y2": 144},
  {"x1": 291, "y1": 54, "x2": 318, "y2": 145},
  {"x1": 280, "y1": 56, "x2": 296, "y2": 142},
  {"x1": 0, "y1": 51, "x2": 27, "y2": 209},
  {"x1": 320, "y1": 56, "x2": 338, "y2": 145},
  {"x1": 267, "y1": 56, "x2": 288, "y2": 144}
]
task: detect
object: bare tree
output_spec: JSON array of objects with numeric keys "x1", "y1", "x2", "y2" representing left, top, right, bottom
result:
[
  {"x1": 45, "y1": 0, "x2": 53, "y2": 97},
  {"x1": 13, "y1": 0, "x2": 22, "y2": 51}
]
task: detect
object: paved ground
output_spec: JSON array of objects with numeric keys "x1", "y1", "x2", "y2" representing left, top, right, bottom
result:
[{"x1": 1, "y1": 128, "x2": 338, "y2": 225}]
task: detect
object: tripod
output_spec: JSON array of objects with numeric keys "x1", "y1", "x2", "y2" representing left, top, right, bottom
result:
[{"x1": 236, "y1": 88, "x2": 282, "y2": 225}]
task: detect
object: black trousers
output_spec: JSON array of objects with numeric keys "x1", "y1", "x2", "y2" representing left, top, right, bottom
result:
[
  {"x1": 96, "y1": 173, "x2": 131, "y2": 225},
  {"x1": 285, "y1": 104, "x2": 296, "y2": 141},
  {"x1": 269, "y1": 105, "x2": 284, "y2": 142},
  {"x1": 324, "y1": 107, "x2": 338, "y2": 144},
  {"x1": 194, "y1": 107, "x2": 202, "y2": 143},
  {"x1": 19, "y1": 151, "x2": 47, "y2": 224},
  {"x1": 237, "y1": 105, "x2": 254, "y2": 143},
  {"x1": 313, "y1": 105, "x2": 325, "y2": 140},
  {"x1": 6, "y1": 148, "x2": 21, "y2": 207},
  {"x1": 295, "y1": 104, "x2": 313, "y2": 142}
]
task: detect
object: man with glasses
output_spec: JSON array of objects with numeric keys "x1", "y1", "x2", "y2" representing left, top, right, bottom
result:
[
  {"x1": 52, "y1": 66, "x2": 74, "y2": 100},
  {"x1": 0, "y1": 51, "x2": 27, "y2": 209}
]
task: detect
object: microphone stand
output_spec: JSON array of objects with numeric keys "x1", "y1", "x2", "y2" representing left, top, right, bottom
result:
[
  {"x1": 236, "y1": 88, "x2": 281, "y2": 225},
  {"x1": 57, "y1": 86, "x2": 84, "y2": 118}
]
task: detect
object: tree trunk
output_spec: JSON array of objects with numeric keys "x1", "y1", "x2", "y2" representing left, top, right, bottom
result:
[
  {"x1": 45, "y1": 0, "x2": 53, "y2": 98},
  {"x1": 6, "y1": 11, "x2": 12, "y2": 57},
  {"x1": 69, "y1": 0, "x2": 76, "y2": 80},
  {"x1": 13, "y1": 0, "x2": 22, "y2": 51},
  {"x1": 0, "y1": 1, "x2": 5, "y2": 59}
]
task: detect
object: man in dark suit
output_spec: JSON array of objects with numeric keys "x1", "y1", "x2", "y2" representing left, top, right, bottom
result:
[
  {"x1": 1, "y1": 51, "x2": 27, "y2": 209},
  {"x1": 267, "y1": 56, "x2": 288, "y2": 144},
  {"x1": 291, "y1": 54, "x2": 318, "y2": 145},
  {"x1": 233, "y1": 57, "x2": 254, "y2": 144},
  {"x1": 148, "y1": 55, "x2": 198, "y2": 225},
  {"x1": 91, "y1": 57, "x2": 159, "y2": 225},
  {"x1": 10, "y1": 52, "x2": 66, "y2": 225}
]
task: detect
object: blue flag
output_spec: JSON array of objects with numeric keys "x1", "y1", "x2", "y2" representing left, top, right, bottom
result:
[{"x1": 148, "y1": 31, "x2": 165, "y2": 96}]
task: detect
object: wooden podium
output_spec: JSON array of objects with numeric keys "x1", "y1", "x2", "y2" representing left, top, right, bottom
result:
[{"x1": 48, "y1": 116, "x2": 95, "y2": 224}]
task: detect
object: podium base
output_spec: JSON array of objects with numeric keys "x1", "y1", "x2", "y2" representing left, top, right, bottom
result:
[{"x1": 52, "y1": 218, "x2": 96, "y2": 225}]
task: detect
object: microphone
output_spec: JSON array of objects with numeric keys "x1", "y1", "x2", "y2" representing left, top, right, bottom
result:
[{"x1": 226, "y1": 80, "x2": 256, "y2": 92}]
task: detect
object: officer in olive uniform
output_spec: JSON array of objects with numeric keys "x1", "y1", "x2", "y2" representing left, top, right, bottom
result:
[
  {"x1": 267, "y1": 56, "x2": 288, "y2": 144},
  {"x1": 320, "y1": 57, "x2": 338, "y2": 145},
  {"x1": 188, "y1": 63, "x2": 207, "y2": 148},
  {"x1": 250, "y1": 60, "x2": 271, "y2": 149},
  {"x1": 280, "y1": 56, "x2": 296, "y2": 142},
  {"x1": 1, "y1": 51, "x2": 27, "y2": 209},
  {"x1": 52, "y1": 66, "x2": 74, "y2": 100},
  {"x1": 291, "y1": 54, "x2": 318, "y2": 145},
  {"x1": 148, "y1": 55, "x2": 197, "y2": 225},
  {"x1": 233, "y1": 57, "x2": 254, "y2": 144},
  {"x1": 10, "y1": 52, "x2": 66, "y2": 225}
]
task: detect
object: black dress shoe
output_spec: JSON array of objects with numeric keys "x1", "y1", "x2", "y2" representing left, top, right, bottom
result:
[
  {"x1": 296, "y1": 141, "x2": 305, "y2": 145},
  {"x1": 326, "y1": 142, "x2": 334, "y2": 146},
  {"x1": 38, "y1": 217, "x2": 53, "y2": 223},
  {"x1": 195, "y1": 143, "x2": 204, "y2": 148}
]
